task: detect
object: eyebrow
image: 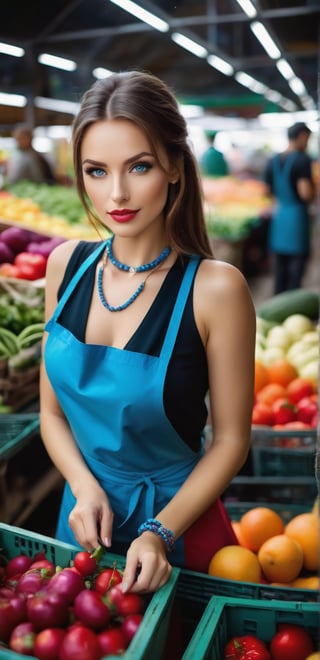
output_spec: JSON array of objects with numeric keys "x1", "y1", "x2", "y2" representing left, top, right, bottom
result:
[{"x1": 82, "y1": 151, "x2": 154, "y2": 167}]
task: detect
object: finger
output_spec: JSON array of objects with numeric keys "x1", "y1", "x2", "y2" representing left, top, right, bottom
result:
[{"x1": 98, "y1": 508, "x2": 114, "y2": 549}]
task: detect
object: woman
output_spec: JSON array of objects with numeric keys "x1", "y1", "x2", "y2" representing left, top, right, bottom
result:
[{"x1": 40, "y1": 70, "x2": 256, "y2": 594}]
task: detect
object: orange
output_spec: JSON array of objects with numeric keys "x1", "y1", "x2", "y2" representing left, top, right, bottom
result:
[
  {"x1": 230, "y1": 521, "x2": 250, "y2": 548},
  {"x1": 290, "y1": 575, "x2": 320, "y2": 590},
  {"x1": 285, "y1": 512, "x2": 319, "y2": 572},
  {"x1": 266, "y1": 358, "x2": 298, "y2": 387},
  {"x1": 305, "y1": 654, "x2": 320, "y2": 660},
  {"x1": 254, "y1": 360, "x2": 269, "y2": 395},
  {"x1": 256, "y1": 383, "x2": 287, "y2": 407},
  {"x1": 257, "y1": 534, "x2": 303, "y2": 583},
  {"x1": 208, "y1": 545, "x2": 262, "y2": 583},
  {"x1": 239, "y1": 506, "x2": 285, "y2": 552}
]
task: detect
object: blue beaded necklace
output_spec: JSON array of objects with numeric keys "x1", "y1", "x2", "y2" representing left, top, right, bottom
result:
[
  {"x1": 97, "y1": 236, "x2": 171, "y2": 312},
  {"x1": 106, "y1": 235, "x2": 171, "y2": 273}
]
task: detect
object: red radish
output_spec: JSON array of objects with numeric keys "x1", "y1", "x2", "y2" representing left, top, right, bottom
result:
[
  {"x1": 74, "y1": 589, "x2": 111, "y2": 630},
  {"x1": 47, "y1": 568, "x2": 85, "y2": 603},
  {"x1": 34, "y1": 627, "x2": 66, "y2": 660},
  {"x1": 5, "y1": 554, "x2": 33, "y2": 578},
  {"x1": 27, "y1": 591, "x2": 69, "y2": 630},
  {"x1": 59, "y1": 624, "x2": 102, "y2": 660},
  {"x1": 98, "y1": 626, "x2": 127, "y2": 655},
  {"x1": 9, "y1": 621, "x2": 36, "y2": 655},
  {"x1": 121, "y1": 613, "x2": 143, "y2": 643}
]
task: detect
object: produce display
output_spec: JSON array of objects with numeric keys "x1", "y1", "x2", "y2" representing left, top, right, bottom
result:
[
  {"x1": 208, "y1": 503, "x2": 319, "y2": 590},
  {"x1": 253, "y1": 306, "x2": 319, "y2": 429},
  {"x1": 0, "y1": 545, "x2": 146, "y2": 658},
  {"x1": 0, "y1": 225, "x2": 65, "y2": 280},
  {"x1": 224, "y1": 625, "x2": 315, "y2": 660},
  {"x1": 202, "y1": 176, "x2": 271, "y2": 241},
  {"x1": 0, "y1": 186, "x2": 100, "y2": 240}
]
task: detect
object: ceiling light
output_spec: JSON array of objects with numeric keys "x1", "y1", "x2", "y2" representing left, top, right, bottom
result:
[
  {"x1": 234, "y1": 71, "x2": 268, "y2": 94},
  {"x1": 34, "y1": 96, "x2": 79, "y2": 114},
  {"x1": 264, "y1": 89, "x2": 283, "y2": 103},
  {"x1": 207, "y1": 54, "x2": 234, "y2": 76},
  {"x1": 108, "y1": 0, "x2": 169, "y2": 32},
  {"x1": 0, "y1": 42, "x2": 25, "y2": 57},
  {"x1": 288, "y1": 77, "x2": 307, "y2": 96},
  {"x1": 276, "y1": 58, "x2": 295, "y2": 81},
  {"x1": 38, "y1": 53, "x2": 77, "y2": 71},
  {"x1": 171, "y1": 33, "x2": 208, "y2": 58},
  {"x1": 0, "y1": 92, "x2": 27, "y2": 107},
  {"x1": 234, "y1": 0, "x2": 257, "y2": 18},
  {"x1": 250, "y1": 21, "x2": 281, "y2": 59},
  {"x1": 93, "y1": 67, "x2": 113, "y2": 79}
]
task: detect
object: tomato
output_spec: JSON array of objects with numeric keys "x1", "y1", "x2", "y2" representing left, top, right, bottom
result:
[
  {"x1": 286, "y1": 378, "x2": 315, "y2": 404},
  {"x1": 73, "y1": 551, "x2": 98, "y2": 577},
  {"x1": 270, "y1": 624, "x2": 314, "y2": 660},
  {"x1": 252, "y1": 403, "x2": 274, "y2": 426},
  {"x1": 224, "y1": 634, "x2": 271, "y2": 659},
  {"x1": 94, "y1": 567, "x2": 123, "y2": 593},
  {"x1": 14, "y1": 252, "x2": 47, "y2": 280},
  {"x1": 271, "y1": 398, "x2": 297, "y2": 425},
  {"x1": 98, "y1": 627, "x2": 127, "y2": 655},
  {"x1": 296, "y1": 397, "x2": 318, "y2": 424}
]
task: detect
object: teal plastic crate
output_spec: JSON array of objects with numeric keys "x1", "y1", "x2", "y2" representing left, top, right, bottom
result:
[
  {"x1": 0, "y1": 414, "x2": 40, "y2": 461},
  {"x1": 250, "y1": 427, "x2": 317, "y2": 477},
  {"x1": 0, "y1": 523, "x2": 179, "y2": 660},
  {"x1": 224, "y1": 500, "x2": 308, "y2": 523},
  {"x1": 182, "y1": 596, "x2": 320, "y2": 660}
]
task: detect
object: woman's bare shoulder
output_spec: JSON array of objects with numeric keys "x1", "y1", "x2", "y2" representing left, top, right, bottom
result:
[{"x1": 196, "y1": 258, "x2": 251, "y2": 300}]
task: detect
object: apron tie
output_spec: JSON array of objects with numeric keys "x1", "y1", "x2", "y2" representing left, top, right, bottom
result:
[{"x1": 119, "y1": 475, "x2": 156, "y2": 527}]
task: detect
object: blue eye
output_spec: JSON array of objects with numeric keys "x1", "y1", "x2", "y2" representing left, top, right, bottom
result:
[
  {"x1": 84, "y1": 167, "x2": 105, "y2": 177},
  {"x1": 132, "y1": 162, "x2": 151, "y2": 174}
]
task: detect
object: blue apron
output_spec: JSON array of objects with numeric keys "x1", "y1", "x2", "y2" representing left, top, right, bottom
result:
[
  {"x1": 269, "y1": 153, "x2": 310, "y2": 255},
  {"x1": 44, "y1": 243, "x2": 205, "y2": 566}
]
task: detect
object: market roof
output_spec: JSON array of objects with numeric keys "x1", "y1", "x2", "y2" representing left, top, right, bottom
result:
[{"x1": 0, "y1": 0, "x2": 319, "y2": 128}]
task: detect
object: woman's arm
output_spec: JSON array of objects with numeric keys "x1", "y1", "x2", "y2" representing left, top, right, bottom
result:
[
  {"x1": 40, "y1": 241, "x2": 114, "y2": 550},
  {"x1": 124, "y1": 259, "x2": 256, "y2": 591}
]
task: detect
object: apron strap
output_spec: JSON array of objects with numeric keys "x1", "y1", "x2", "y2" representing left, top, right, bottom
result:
[
  {"x1": 160, "y1": 255, "x2": 200, "y2": 359},
  {"x1": 48, "y1": 241, "x2": 106, "y2": 323}
]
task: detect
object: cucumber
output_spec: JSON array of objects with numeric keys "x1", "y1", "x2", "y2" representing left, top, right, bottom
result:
[{"x1": 256, "y1": 289, "x2": 319, "y2": 323}]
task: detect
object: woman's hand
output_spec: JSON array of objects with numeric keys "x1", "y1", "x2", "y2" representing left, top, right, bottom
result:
[
  {"x1": 122, "y1": 532, "x2": 172, "y2": 593},
  {"x1": 68, "y1": 483, "x2": 114, "y2": 551}
]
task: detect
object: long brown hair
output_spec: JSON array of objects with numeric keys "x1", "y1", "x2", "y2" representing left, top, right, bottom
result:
[{"x1": 73, "y1": 70, "x2": 213, "y2": 258}]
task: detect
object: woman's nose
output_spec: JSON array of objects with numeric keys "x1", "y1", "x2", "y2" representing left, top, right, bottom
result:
[{"x1": 111, "y1": 177, "x2": 129, "y2": 202}]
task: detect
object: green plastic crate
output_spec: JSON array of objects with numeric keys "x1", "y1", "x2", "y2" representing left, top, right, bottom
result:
[
  {"x1": 182, "y1": 596, "x2": 320, "y2": 660},
  {"x1": 0, "y1": 523, "x2": 179, "y2": 660}
]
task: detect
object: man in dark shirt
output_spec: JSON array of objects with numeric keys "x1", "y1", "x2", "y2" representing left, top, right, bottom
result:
[{"x1": 264, "y1": 122, "x2": 315, "y2": 294}]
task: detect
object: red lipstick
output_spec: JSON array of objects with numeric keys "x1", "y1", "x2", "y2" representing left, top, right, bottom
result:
[{"x1": 108, "y1": 209, "x2": 139, "y2": 223}]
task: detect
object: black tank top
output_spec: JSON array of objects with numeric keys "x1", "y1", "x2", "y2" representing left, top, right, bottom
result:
[{"x1": 57, "y1": 241, "x2": 208, "y2": 451}]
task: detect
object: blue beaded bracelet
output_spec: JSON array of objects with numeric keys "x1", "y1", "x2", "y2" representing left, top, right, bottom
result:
[{"x1": 137, "y1": 518, "x2": 175, "y2": 552}]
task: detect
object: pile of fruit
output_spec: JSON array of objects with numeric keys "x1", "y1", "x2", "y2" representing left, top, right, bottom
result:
[
  {"x1": 224, "y1": 625, "x2": 316, "y2": 660},
  {"x1": 208, "y1": 503, "x2": 319, "y2": 591},
  {"x1": 0, "y1": 546, "x2": 146, "y2": 659},
  {"x1": 0, "y1": 225, "x2": 65, "y2": 280},
  {"x1": 0, "y1": 189, "x2": 98, "y2": 240},
  {"x1": 253, "y1": 311, "x2": 318, "y2": 430}
]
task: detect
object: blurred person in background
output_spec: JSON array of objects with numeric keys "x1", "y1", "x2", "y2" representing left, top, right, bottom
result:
[
  {"x1": 263, "y1": 122, "x2": 315, "y2": 294},
  {"x1": 199, "y1": 130, "x2": 229, "y2": 178},
  {"x1": 6, "y1": 124, "x2": 56, "y2": 185}
]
